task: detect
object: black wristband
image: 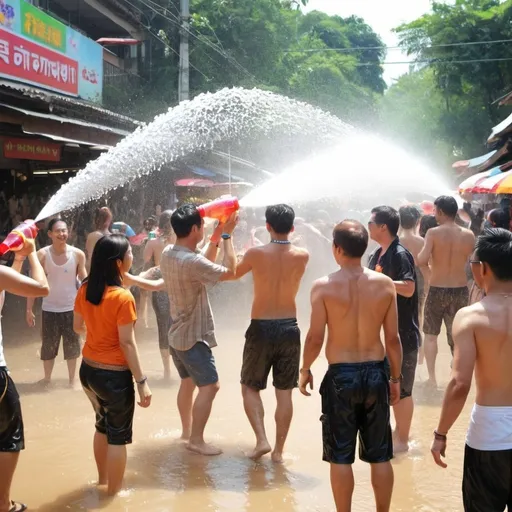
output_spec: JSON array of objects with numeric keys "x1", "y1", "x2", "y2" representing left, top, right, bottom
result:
[
  {"x1": 434, "y1": 430, "x2": 447, "y2": 440},
  {"x1": 136, "y1": 376, "x2": 147, "y2": 385}
]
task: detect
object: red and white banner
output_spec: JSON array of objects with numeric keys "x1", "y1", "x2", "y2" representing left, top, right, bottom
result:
[{"x1": 0, "y1": 28, "x2": 78, "y2": 95}]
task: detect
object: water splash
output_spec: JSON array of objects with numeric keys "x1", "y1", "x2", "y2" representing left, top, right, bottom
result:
[
  {"x1": 37, "y1": 88, "x2": 353, "y2": 220},
  {"x1": 241, "y1": 134, "x2": 453, "y2": 209}
]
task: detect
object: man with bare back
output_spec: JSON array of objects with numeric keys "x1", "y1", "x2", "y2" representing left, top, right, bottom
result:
[
  {"x1": 431, "y1": 228, "x2": 512, "y2": 511},
  {"x1": 231, "y1": 204, "x2": 309, "y2": 463},
  {"x1": 299, "y1": 220, "x2": 402, "y2": 512},
  {"x1": 418, "y1": 196, "x2": 475, "y2": 387},
  {"x1": 142, "y1": 210, "x2": 176, "y2": 380}
]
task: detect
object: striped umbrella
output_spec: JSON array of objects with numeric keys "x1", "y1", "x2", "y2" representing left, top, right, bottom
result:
[
  {"x1": 472, "y1": 169, "x2": 512, "y2": 194},
  {"x1": 494, "y1": 171, "x2": 512, "y2": 194},
  {"x1": 458, "y1": 167, "x2": 503, "y2": 196}
]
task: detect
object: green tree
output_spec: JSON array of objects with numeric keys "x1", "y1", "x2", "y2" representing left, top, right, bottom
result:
[{"x1": 394, "y1": 0, "x2": 512, "y2": 157}]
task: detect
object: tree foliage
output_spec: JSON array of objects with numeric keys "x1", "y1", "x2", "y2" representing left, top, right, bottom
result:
[
  {"x1": 387, "y1": 0, "x2": 512, "y2": 165},
  {"x1": 105, "y1": 0, "x2": 386, "y2": 126}
]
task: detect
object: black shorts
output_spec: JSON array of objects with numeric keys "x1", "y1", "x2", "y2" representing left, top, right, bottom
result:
[
  {"x1": 41, "y1": 310, "x2": 81, "y2": 360},
  {"x1": 320, "y1": 360, "x2": 392, "y2": 465},
  {"x1": 463, "y1": 444, "x2": 512, "y2": 511},
  {"x1": 151, "y1": 291, "x2": 172, "y2": 350},
  {"x1": 79, "y1": 362, "x2": 135, "y2": 445},
  {"x1": 241, "y1": 318, "x2": 300, "y2": 391},
  {"x1": 401, "y1": 349, "x2": 418, "y2": 399},
  {"x1": 423, "y1": 287, "x2": 469, "y2": 352},
  {"x1": 0, "y1": 367, "x2": 24, "y2": 452}
]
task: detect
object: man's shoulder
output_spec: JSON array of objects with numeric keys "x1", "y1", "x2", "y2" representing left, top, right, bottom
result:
[
  {"x1": 365, "y1": 267, "x2": 393, "y2": 284},
  {"x1": 71, "y1": 246, "x2": 85, "y2": 258}
]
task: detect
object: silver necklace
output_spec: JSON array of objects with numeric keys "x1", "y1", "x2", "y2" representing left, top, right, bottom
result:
[{"x1": 271, "y1": 239, "x2": 291, "y2": 245}]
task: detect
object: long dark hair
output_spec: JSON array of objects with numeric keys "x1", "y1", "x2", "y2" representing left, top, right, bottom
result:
[{"x1": 85, "y1": 234, "x2": 129, "y2": 305}]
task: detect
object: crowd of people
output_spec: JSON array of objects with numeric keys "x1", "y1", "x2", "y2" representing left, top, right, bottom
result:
[{"x1": 0, "y1": 195, "x2": 511, "y2": 512}]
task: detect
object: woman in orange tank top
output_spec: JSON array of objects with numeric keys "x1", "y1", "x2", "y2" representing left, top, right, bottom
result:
[{"x1": 74, "y1": 234, "x2": 152, "y2": 497}]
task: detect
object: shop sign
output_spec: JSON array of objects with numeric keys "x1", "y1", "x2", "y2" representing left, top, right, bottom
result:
[
  {"x1": 0, "y1": 0, "x2": 103, "y2": 103},
  {"x1": 3, "y1": 137, "x2": 61, "y2": 161}
]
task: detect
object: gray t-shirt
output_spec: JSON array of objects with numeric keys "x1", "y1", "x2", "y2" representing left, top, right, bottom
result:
[{"x1": 160, "y1": 245, "x2": 226, "y2": 351}]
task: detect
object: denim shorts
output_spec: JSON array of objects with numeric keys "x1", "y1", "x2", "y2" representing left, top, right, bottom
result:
[{"x1": 170, "y1": 342, "x2": 218, "y2": 387}]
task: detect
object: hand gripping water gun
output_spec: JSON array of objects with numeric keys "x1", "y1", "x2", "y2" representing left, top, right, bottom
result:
[
  {"x1": 0, "y1": 220, "x2": 38, "y2": 256},
  {"x1": 197, "y1": 196, "x2": 240, "y2": 223}
]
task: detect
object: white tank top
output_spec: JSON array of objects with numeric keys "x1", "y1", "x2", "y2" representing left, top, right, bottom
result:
[
  {"x1": 0, "y1": 291, "x2": 6, "y2": 367},
  {"x1": 42, "y1": 247, "x2": 78, "y2": 313}
]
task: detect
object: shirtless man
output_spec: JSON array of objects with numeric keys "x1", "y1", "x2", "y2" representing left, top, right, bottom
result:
[
  {"x1": 299, "y1": 220, "x2": 402, "y2": 512},
  {"x1": 143, "y1": 210, "x2": 176, "y2": 380},
  {"x1": 26, "y1": 219, "x2": 87, "y2": 386},
  {"x1": 231, "y1": 204, "x2": 309, "y2": 462},
  {"x1": 85, "y1": 207, "x2": 112, "y2": 271},
  {"x1": 418, "y1": 196, "x2": 475, "y2": 387},
  {"x1": 431, "y1": 228, "x2": 512, "y2": 511},
  {"x1": 399, "y1": 205, "x2": 430, "y2": 362}
]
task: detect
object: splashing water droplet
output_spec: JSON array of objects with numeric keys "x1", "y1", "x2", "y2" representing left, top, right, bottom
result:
[{"x1": 36, "y1": 88, "x2": 351, "y2": 220}]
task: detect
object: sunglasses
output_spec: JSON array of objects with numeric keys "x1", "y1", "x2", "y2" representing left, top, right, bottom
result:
[{"x1": 469, "y1": 259, "x2": 482, "y2": 265}]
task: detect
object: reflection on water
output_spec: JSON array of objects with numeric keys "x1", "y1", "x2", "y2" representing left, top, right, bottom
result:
[{"x1": 5, "y1": 314, "x2": 468, "y2": 511}]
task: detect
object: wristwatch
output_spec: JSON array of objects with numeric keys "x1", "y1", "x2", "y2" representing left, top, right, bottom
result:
[{"x1": 221, "y1": 233, "x2": 232, "y2": 240}]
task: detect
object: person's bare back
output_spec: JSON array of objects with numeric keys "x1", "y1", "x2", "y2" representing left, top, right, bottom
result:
[
  {"x1": 459, "y1": 296, "x2": 512, "y2": 407},
  {"x1": 246, "y1": 243, "x2": 309, "y2": 319},
  {"x1": 425, "y1": 224, "x2": 475, "y2": 287},
  {"x1": 400, "y1": 231, "x2": 424, "y2": 266},
  {"x1": 316, "y1": 267, "x2": 397, "y2": 364}
]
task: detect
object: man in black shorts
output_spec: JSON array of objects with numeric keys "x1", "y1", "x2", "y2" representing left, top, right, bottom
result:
[
  {"x1": 0, "y1": 238, "x2": 49, "y2": 512},
  {"x1": 299, "y1": 220, "x2": 402, "y2": 512},
  {"x1": 368, "y1": 206, "x2": 420, "y2": 453},
  {"x1": 431, "y1": 228, "x2": 512, "y2": 511},
  {"x1": 232, "y1": 204, "x2": 309, "y2": 462}
]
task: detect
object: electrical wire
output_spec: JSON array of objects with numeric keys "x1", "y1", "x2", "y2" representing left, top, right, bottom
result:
[
  {"x1": 283, "y1": 38, "x2": 512, "y2": 54},
  {"x1": 354, "y1": 57, "x2": 512, "y2": 66},
  {"x1": 118, "y1": 0, "x2": 212, "y2": 81},
  {"x1": 125, "y1": 0, "x2": 256, "y2": 79}
]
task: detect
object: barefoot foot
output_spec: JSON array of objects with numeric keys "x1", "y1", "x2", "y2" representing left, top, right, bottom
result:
[
  {"x1": 393, "y1": 441, "x2": 410, "y2": 454},
  {"x1": 186, "y1": 441, "x2": 222, "y2": 456},
  {"x1": 248, "y1": 442, "x2": 271, "y2": 461},
  {"x1": 271, "y1": 451, "x2": 284, "y2": 463}
]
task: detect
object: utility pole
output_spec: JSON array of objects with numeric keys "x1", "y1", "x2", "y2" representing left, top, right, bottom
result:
[{"x1": 178, "y1": 0, "x2": 190, "y2": 102}]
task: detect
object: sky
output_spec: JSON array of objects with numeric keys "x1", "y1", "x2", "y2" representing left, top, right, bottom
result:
[{"x1": 305, "y1": 0, "x2": 449, "y2": 84}]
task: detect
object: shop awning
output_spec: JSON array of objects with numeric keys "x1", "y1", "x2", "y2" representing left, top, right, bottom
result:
[
  {"x1": 452, "y1": 150, "x2": 497, "y2": 170},
  {"x1": 489, "y1": 113, "x2": 512, "y2": 143},
  {"x1": 22, "y1": 129, "x2": 111, "y2": 150},
  {"x1": 0, "y1": 103, "x2": 131, "y2": 137}
]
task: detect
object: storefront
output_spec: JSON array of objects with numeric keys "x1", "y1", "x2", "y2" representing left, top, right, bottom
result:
[{"x1": 0, "y1": 0, "x2": 142, "y2": 229}]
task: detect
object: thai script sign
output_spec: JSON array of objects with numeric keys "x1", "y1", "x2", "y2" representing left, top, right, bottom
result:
[
  {"x1": 3, "y1": 137, "x2": 61, "y2": 161},
  {"x1": 0, "y1": 0, "x2": 103, "y2": 103}
]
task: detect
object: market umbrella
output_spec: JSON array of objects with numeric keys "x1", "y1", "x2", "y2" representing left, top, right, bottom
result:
[
  {"x1": 472, "y1": 169, "x2": 512, "y2": 194},
  {"x1": 493, "y1": 171, "x2": 512, "y2": 194},
  {"x1": 458, "y1": 167, "x2": 503, "y2": 196}
]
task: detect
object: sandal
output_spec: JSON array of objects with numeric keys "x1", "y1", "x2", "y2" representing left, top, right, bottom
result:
[{"x1": 9, "y1": 501, "x2": 27, "y2": 512}]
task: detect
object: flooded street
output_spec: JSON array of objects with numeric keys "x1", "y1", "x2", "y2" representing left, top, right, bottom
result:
[{"x1": 4, "y1": 299, "x2": 469, "y2": 512}]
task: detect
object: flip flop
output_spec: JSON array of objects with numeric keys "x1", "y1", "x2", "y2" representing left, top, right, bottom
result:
[{"x1": 9, "y1": 501, "x2": 27, "y2": 512}]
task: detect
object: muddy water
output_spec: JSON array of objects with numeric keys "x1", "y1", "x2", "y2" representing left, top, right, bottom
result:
[{"x1": 5, "y1": 308, "x2": 469, "y2": 512}]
